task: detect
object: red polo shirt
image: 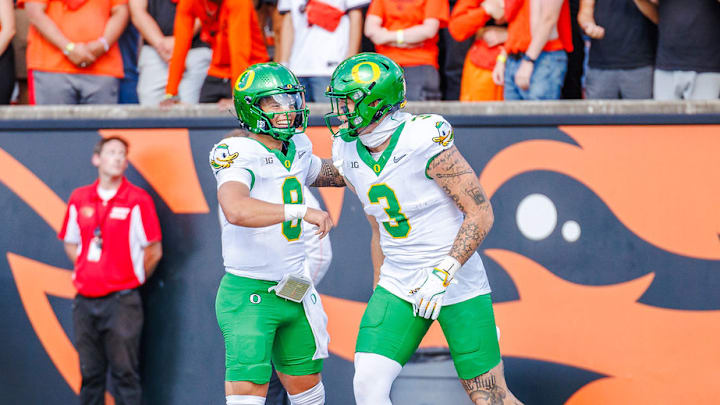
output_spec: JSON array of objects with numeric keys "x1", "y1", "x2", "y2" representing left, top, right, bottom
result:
[{"x1": 58, "y1": 178, "x2": 162, "y2": 297}]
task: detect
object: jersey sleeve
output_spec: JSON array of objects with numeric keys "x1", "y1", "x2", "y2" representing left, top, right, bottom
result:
[
  {"x1": 417, "y1": 115, "x2": 455, "y2": 177},
  {"x1": 305, "y1": 154, "x2": 323, "y2": 186},
  {"x1": 209, "y1": 138, "x2": 257, "y2": 190}
]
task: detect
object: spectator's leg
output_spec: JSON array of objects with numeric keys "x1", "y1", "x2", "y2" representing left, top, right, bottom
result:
[
  {"x1": 439, "y1": 27, "x2": 473, "y2": 100},
  {"x1": 179, "y1": 47, "x2": 212, "y2": 104},
  {"x1": 78, "y1": 74, "x2": 120, "y2": 104},
  {"x1": 584, "y1": 68, "x2": 621, "y2": 99},
  {"x1": 618, "y1": 66, "x2": 653, "y2": 99},
  {"x1": 104, "y1": 290, "x2": 143, "y2": 405},
  {"x1": 561, "y1": 0, "x2": 584, "y2": 99},
  {"x1": 117, "y1": 25, "x2": 140, "y2": 104},
  {"x1": 402, "y1": 66, "x2": 423, "y2": 101},
  {"x1": 200, "y1": 75, "x2": 232, "y2": 103},
  {"x1": 527, "y1": 51, "x2": 568, "y2": 100},
  {"x1": 688, "y1": 72, "x2": 720, "y2": 100},
  {"x1": 653, "y1": 69, "x2": 683, "y2": 100},
  {"x1": 73, "y1": 295, "x2": 108, "y2": 405},
  {"x1": 419, "y1": 65, "x2": 442, "y2": 101},
  {"x1": 0, "y1": 44, "x2": 15, "y2": 104},
  {"x1": 308, "y1": 76, "x2": 331, "y2": 104},
  {"x1": 137, "y1": 45, "x2": 170, "y2": 106},
  {"x1": 503, "y1": 58, "x2": 523, "y2": 100},
  {"x1": 32, "y1": 71, "x2": 79, "y2": 104}
]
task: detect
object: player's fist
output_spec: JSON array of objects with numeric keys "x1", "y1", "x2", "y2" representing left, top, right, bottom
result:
[{"x1": 303, "y1": 208, "x2": 333, "y2": 239}]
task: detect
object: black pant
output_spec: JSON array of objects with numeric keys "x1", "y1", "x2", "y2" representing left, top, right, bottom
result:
[
  {"x1": 73, "y1": 289, "x2": 143, "y2": 405},
  {"x1": 0, "y1": 43, "x2": 15, "y2": 104},
  {"x1": 199, "y1": 75, "x2": 232, "y2": 103}
]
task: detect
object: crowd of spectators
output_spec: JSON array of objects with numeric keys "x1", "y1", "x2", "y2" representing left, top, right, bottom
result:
[{"x1": 0, "y1": 0, "x2": 719, "y2": 105}]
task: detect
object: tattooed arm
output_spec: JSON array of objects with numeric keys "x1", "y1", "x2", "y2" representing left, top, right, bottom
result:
[
  {"x1": 311, "y1": 159, "x2": 346, "y2": 187},
  {"x1": 427, "y1": 145, "x2": 493, "y2": 265}
]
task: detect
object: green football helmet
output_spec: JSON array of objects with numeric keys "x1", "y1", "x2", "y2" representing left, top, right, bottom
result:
[
  {"x1": 324, "y1": 53, "x2": 406, "y2": 142},
  {"x1": 233, "y1": 62, "x2": 309, "y2": 142}
]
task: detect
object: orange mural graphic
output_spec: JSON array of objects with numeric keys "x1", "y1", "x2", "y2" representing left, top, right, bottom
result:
[
  {"x1": 2, "y1": 125, "x2": 720, "y2": 405},
  {"x1": 480, "y1": 125, "x2": 720, "y2": 260}
]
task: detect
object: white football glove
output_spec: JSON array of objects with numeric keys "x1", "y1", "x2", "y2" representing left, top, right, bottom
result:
[{"x1": 409, "y1": 256, "x2": 461, "y2": 320}]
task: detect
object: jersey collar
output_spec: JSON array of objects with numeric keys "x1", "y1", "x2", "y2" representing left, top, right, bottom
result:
[
  {"x1": 251, "y1": 138, "x2": 297, "y2": 172},
  {"x1": 355, "y1": 122, "x2": 405, "y2": 176}
]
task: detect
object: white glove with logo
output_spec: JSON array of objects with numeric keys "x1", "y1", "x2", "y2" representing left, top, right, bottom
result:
[{"x1": 409, "y1": 256, "x2": 461, "y2": 320}]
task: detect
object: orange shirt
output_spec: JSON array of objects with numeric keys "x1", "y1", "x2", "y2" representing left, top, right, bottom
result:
[
  {"x1": 19, "y1": 0, "x2": 126, "y2": 78},
  {"x1": 166, "y1": 0, "x2": 269, "y2": 96},
  {"x1": 367, "y1": 0, "x2": 449, "y2": 69},
  {"x1": 449, "y1": 0, "x2": 501, "y2": 71},
  {"x1": 505, "y1": 0, "x2": 573, "y2": 55}
]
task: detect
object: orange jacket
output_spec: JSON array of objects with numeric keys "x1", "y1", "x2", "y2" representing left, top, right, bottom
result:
[{"x1": 166, "y1": 0, "x2": 269, "y2": 96}]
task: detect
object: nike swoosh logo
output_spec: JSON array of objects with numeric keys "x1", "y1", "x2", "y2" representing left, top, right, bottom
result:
[{"x1": 393, "y1": 154, "x2": 407, "y2": 163}]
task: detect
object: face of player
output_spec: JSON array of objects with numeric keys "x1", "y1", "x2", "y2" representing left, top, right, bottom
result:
[
  {"x1": 93, "y1": 139, "x2": 128, "y2": 178},
  {"x1": 336, "y1": 97, "x2": 356, "y2": 128},
  {"x1": 259, "y1": 93, "x2": 304, "y2": 129}
]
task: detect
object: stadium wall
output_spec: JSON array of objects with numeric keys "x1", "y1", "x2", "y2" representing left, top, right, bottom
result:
[{"x1": 1, "y1": 101, "x2": 719, "y2": 405}]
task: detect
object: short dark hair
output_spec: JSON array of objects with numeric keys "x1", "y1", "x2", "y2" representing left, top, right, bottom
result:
[{"x1": 93, "y1": 136, "x2": 129, "y2": 155}]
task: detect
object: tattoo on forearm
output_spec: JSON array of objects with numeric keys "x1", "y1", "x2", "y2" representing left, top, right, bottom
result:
[
  {"x1": 311, "y1": 159, "x2": 346, "y2": 187},
  {"x1": 462, "y1": 374, "x2": 507, "y2": 405},
  {"x1": 435, "y1": 169, "x2": 473, "y2": 178},
  {"x1": 466, "y1": 184, "x2": 487, "y2": 206},
  {"x1": 451, "y1": 220, "x2": 489, "y2": 263}
]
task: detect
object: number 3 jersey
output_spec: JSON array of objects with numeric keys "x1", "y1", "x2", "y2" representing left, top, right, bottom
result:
[
  {"x1": 333, "y1": 112, "x2": 491, "y2": 305},
  {"x1": 210, "y1": 133, "x2": 322, "y2": 281}
]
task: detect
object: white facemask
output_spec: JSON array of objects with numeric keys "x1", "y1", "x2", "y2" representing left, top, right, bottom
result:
[{"x1": 358, "y1": 111, "x2": 412, "y2": 149}]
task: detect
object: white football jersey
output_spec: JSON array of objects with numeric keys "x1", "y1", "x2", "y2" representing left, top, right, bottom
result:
[
  {"x1": 333, "y1": 112, "x2": 491, "y2": 305},
  {"x1": 210, "y1": 134, "x2": 322, "y2": 281}
]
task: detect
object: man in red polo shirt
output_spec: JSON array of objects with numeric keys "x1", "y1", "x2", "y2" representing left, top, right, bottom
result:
[{"x1": 58, "y1": 136, "x2": 162, "y2": 405}]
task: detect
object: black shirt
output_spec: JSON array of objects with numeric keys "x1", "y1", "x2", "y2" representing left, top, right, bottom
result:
[
  {"x1": 146, "y1": 0, "x2": 207, "y2": 48},
  {"x1": 589, "y1": 0, "x2": 657, "y2": 69},
  {"x1": 656, "y1": 0, "x2": 720, "y2": 72}
]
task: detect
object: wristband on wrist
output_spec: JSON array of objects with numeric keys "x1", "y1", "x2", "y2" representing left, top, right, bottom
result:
[
  {"x1": 521, "y1": 53, "x2": 536, "y2": 64},
  {"x1": 284, "y1": 204, "x2": 308, "y2": 222},
  {"x1": 496, "y1": 53, "x2": 507, "y2": 64},
  {"x1": 63, "y1": 42, "x2": 75, "y2": 56},
  {"x1": 396, "y1": 29, "x2": 404, "y2": 44},
  {"x1": 98, "y1": 37, "x2": 109, "y2": 52},
  {"x1": 163, "y1": 93, "x2": 179, "y2": 101}
]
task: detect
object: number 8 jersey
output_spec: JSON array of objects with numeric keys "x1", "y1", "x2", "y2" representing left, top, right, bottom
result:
[
  {"x1": 333, "y1": 112, "x2": 491, "y2": 305},
  {"x1": 210, "y1": 134, "x2": 321, "y2": 281}
]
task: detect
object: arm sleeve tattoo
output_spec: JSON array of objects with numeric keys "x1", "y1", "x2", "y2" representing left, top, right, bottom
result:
[{"x1": 311, "y1": 159, "x2": 346, "y2": 187}]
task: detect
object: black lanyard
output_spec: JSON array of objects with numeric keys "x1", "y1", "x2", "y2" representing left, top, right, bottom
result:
[{"x1": 93, "y1": 196, "x2": 115, "y2": 243}]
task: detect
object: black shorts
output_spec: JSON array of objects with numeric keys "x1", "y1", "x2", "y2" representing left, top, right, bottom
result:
[{"x1": 199, "y1": 75, "x2": 233, "y2": 103}]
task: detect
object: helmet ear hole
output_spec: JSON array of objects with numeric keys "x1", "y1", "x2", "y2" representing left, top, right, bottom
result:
[{"x1": 244, "y1": 96, "x2": 252, "y2": 104}]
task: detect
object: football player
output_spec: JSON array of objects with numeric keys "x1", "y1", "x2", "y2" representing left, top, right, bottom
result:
[
  {"x1": 210, "y1": 62, "x2": 344, "y2": 405},
  {"x1": 325, "y1": 53, "x2": 523, "y2": 405}
]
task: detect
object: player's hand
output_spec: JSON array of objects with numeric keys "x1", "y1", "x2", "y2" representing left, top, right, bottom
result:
[
  {"x1": 303, "y1": 207, "x2": 333, "y2": 239},
  {"x1": 408, "y1": 256, "x2": 461, "y2": 320},
  {"x1": 409, "y1": 267, "x2": 449, "y2": 320}
]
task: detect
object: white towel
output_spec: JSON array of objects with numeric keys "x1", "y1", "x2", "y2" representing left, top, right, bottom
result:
[{"x1": 302, "y1": 286, "x2": 330, "y2": 360}]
